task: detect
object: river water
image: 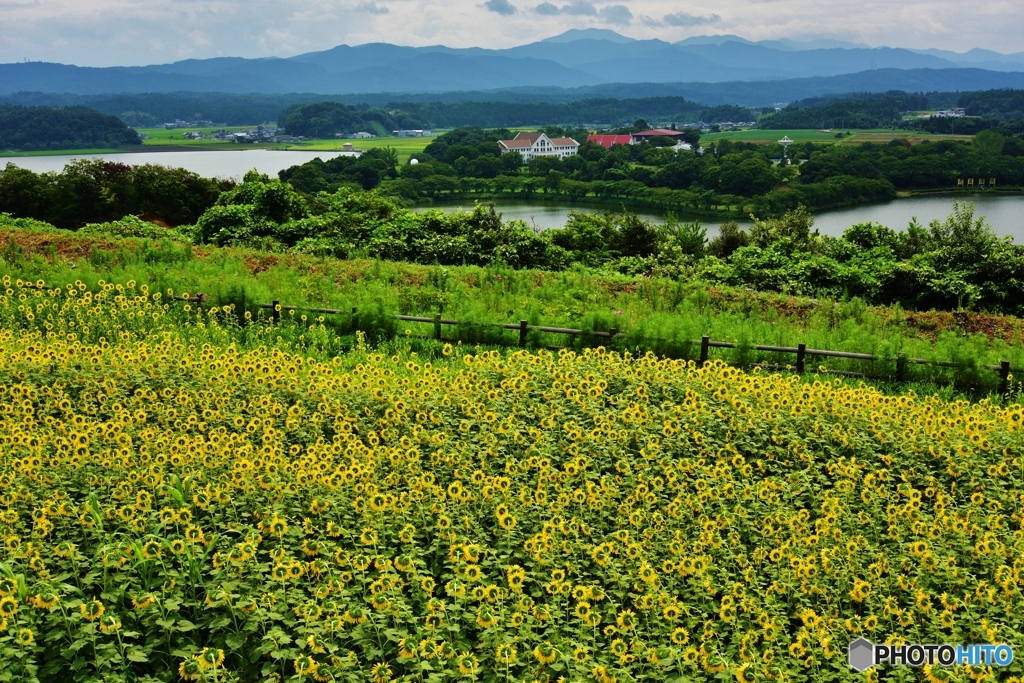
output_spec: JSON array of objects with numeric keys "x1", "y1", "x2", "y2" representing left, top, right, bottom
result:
[
  {"x1": 0, "y1": 149, "x2": 358, "y2": 180},
  {"x1": 418, "y1": 194, "x2": 1024, "y2": 242}
]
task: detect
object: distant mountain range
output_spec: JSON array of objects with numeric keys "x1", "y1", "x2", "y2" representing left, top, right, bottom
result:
[{"x1": 2, "y1": 29, "x2": 1024, "y2": 98}]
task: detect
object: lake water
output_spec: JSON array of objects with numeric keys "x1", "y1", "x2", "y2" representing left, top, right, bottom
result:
[
  {"x1": 0, "y1": 149, "x2": 359, "y2": 180},
  {"x1": 3, "y1": 150, "x2": 1020, "y2": 241},
  {"x1": 417, "y1": 194, "x2": 1024, "y2": 242}
]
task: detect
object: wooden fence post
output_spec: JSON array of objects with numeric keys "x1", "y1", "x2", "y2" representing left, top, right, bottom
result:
[
  {"x1": 519, "y1": 320, "x2": 529, "y2": 348},
  {"x1": 999, "y1": 360, "x2": 1011, "y2": 397},
  {"x1": 433, "y1": 314, "x2": 442, "y2": 341},
  {"x1": 896, "y1": 353, "x2": 907, "y2": 382},
  {"x1": 796, "y1": 343, "x2": 806, "y2": 373},
  {"x1": 608, "y1": 327, "x2": 618, "y2": 342},
  {"x1": 700, "y1": 336, "x2": 710, "y2": 366},
  {"x1": 272, "y1": 299, "x2": 281, "y2": 323}
]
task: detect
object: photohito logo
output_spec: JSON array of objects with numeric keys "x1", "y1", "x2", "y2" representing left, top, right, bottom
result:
[{"x1": 848, "y1": 638, "x2": 1014, "y2": 672}]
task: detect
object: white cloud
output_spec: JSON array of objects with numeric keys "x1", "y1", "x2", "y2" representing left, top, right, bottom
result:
[
  {"x1": 599, "y1": 3, "x2": 632, "y2": 24},
  {"x1": 355, "y1": 1, "x2": 390, "y2": 13},
  {"x1": 662, "y1": 11, "x2": 720, "y2": 26},
  {"x1": 0, "y1": 0, "x2": 1021, "y2": 64},
  {"x1": 562, "y1": 0, "x2": 597, "y2": 15}
]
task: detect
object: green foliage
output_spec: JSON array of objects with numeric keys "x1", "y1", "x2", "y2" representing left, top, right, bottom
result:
[
  {"x1": 279, "y1": 148, "x2": 398, "y2": 193},
  {"x1": 277, "y1": 101, "x2": 424, "y2": 136},
  {"x1": 757, "y1": 91, "x2": 929, "y2": 129},
  {"x1": 3, "y1": 214, "x2": 1024, "y2": 390},
  {"x1": 0, "y1": 104, "x2": 141, "y2": 151},
  {"x1": 78, "y1": 215, "x2": 192, "y2": 242},
  {"x1": 707, "y1": 221, "x2": 748, "y2": 258},
  {"x1": 0, "y1": 160, "x2": 232, "y2": 229},
  {"x1": 749, "y1": 205, "x2": 817, "y2": 252},
  {"x1": 959, "y1": 89, "x2": 1024, "y2": 120},
  {"x1": 659, "y1": 216, "x2": 707, "y2": 258}
]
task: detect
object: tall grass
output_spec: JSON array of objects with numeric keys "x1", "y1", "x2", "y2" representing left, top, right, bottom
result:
[{"x1": 1, "y1": 225, "x2": 1022, "y2": 396}]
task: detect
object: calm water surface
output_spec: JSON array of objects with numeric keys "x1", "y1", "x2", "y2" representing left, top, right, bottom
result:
[
  {"x1": 418, "y1": 194, "x2": 1024, "y2": 241},
  {"x1": 3, "y1": 151, "x2": 1020, "y2": 241},
  {"x1": 0, "y1": 149, "x2": 358, "y2": 180}
]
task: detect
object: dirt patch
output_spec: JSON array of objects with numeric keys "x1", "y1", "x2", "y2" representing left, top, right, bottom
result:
[
  {"x1": 905, "y1": 311, "x2": 1022, "y2": 344},
  {"x1": 243, "y1": 254, "x2": 280, "y2": 275},
  {"x1": 0, "y1": 229, "x2": 113, "y2": 261},
  {"x1": 138, "y1": 214, "x2": 175, "y2": 228}
]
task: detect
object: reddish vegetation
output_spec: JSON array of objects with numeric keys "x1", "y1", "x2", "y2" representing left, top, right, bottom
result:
[
  {"x1": 138, "y1": 214, "x2": 174, "y2": 228},
  {"x1": 242, "y1": 254, "x2": 280, "y2": 275},
  {"x1": 0, "y1": 229, "x2": 114, "y2": 261}
]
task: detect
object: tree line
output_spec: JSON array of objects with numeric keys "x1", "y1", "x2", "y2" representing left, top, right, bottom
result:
[
  {"x1": 6, "y1": 123, "x2": 1019, "y2": 236},
  {"x1": 276, "y1": 125, "x2": 1024, "y2": 217},
  {"x1": 275, "y1": 100, "x2": 761, "y2": 136},
  {"x1": 6, "y1": 89, "x2": 1024, "y2": 138},
  {"x1": 3, "y1": 164, "x2": 1023, "y2": 317},
  {"x1": 758, "y1": 89, "x2": 1024, "y2": 132},
  {"x1": 0, "y1": 105, "x2": 141, "y2": 151},
  {"x1": 757, "y1": 91, "x2": 931, "y2": 129},
  {"x1": 0, "y1": 160, "x2": 232, "y2": 228}
]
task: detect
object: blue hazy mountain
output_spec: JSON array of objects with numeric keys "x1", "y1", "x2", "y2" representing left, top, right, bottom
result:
[{"x1": 1, "y1": 29, "x2": 1023, "y2": 96}]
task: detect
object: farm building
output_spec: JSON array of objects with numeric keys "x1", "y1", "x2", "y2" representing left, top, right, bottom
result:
[
  {"x1": 497, "y1": 132, "x2": 579, "y2": 163},
  {"x1": 586, "y1": 134, "x2": 632, "y2": 149},
  {"x1": 629, "y1": 128, "x2": 689, "y2": 144},
  {"x1": 587, "y1": 129, "x2": 692, "y2": 150}
]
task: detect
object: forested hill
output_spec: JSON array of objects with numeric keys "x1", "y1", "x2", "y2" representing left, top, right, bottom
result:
[
  {"x1": 0, "y1": 105, "x2": 141, "y2": 151},
  {"x1": 276, "y1": 102, "x2": 426, "y2": 137},
  {"x1": 959, "y1": 89, "x2": 1024, "y2": 119},
  {"x1": 389, "y1": 99, "x2": 753, "y2": 127},
  {"x1": 757, "y1": 91, "x2": 932, "y2": 129},
  {"x1": 278, "y1": 98, "x2": 757, "y2": 134}
]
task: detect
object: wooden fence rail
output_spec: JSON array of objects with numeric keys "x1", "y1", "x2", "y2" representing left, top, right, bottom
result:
[
  {"x1": 253, "y1": 299, "x2": 1016, "y2": 395},
  {"x1": 14, "y1": 283, "x2": 1017, "y2": 394}
]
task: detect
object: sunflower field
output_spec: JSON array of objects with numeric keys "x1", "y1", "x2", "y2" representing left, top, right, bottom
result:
[{"x1": 0, "y1": 276, "x2": 1023, "y2": 683}]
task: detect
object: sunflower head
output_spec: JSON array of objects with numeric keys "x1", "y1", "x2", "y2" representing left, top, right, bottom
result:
[
  {"x1": 198, "y1": 647, "x2": 225, "y2": 668},
  {"x1": 80, "y1": 599, "x2": 105, "y2": 621},
  {"x1": 179, "y1": 657, "x2": 203, "y2": 681}
]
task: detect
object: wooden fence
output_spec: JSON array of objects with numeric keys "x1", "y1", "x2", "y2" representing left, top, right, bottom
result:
[
  {"x1": 255, "y1": 299, "x2": 1017, "y2": 396},
  {"x1": 15, "y1": 283, "x2": 1018, "y2": 395}
]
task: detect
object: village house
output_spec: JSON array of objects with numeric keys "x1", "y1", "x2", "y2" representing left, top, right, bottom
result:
[{"x1": 497, "y1": 132, "x2": 579, "y2": 163}]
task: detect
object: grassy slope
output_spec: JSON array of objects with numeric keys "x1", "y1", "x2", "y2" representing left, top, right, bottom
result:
[{"x1": 1, "y1": 220, "x2": 1021, "y2": 393}]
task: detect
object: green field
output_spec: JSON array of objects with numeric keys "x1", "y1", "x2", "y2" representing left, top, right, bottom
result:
[
  {"x1": 299, "y1": 135, "x2": 437, "y2": 163},
  {"x1": 138, "y1": 125, "x2": 437, "y2": 163},
  {"x1": 701, "y1": 127, "x2": 975, "y2": 145},
  {"x1": 0, "y1": 147, "x2": 124, "y2": 158},
  {"x1": 137, "y1": 125, "x2": 254, "y2": 147}
]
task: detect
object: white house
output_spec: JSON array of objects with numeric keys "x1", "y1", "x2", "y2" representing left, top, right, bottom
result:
[{"x1": 497, "y1": 132, "x2": 579, "y2": 163}]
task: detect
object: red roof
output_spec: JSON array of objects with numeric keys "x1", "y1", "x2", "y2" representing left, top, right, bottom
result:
[
  {"x1": 632, "y1": 128, "x2": 685, "y2": 139},
  {"x1": 587, "y1": 134, "x2": 632, "y2": 149}
]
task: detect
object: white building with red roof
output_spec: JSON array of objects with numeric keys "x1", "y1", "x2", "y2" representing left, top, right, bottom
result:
[{"x1": 497, "y1": 132, "x2": 579, "y2": 163}]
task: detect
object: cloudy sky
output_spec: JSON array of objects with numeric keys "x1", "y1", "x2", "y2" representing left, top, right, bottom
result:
[{"x1": 0, "y1": 0, "x2": 1020, "y2": 66}]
